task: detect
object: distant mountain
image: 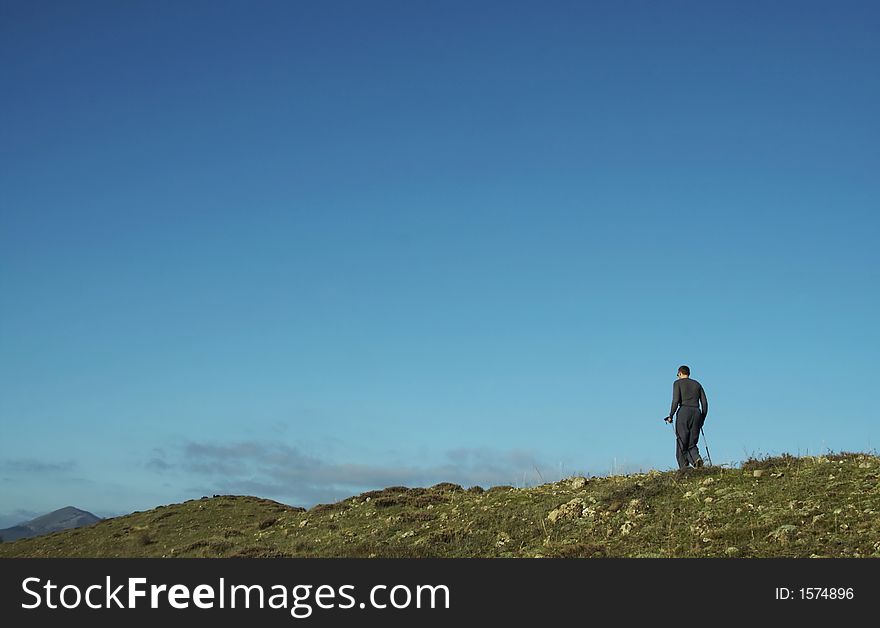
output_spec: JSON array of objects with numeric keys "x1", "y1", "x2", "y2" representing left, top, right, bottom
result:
[{"x1": 0, "y1": 506, "x2": 101, "y2": 542}]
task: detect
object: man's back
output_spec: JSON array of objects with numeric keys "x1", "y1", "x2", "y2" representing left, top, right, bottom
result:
[{"x1": 672, "y1": 377, "x2": 708, "y2": 417}]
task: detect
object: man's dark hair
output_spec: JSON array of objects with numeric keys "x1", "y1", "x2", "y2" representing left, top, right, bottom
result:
[{"x1": 677, "y1": 365, "x2": 690, "y2": 376}]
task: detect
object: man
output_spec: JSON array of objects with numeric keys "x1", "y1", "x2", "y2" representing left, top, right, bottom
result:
[{"x1": 665, "y1": 365, "x2": 708, "y2": 469}]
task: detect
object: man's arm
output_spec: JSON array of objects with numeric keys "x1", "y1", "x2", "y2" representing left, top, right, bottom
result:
[
  {"x1": 700, "y1": 386, "x2": 708, "y2": 420},
  {"x1": 669, "y1": 380, "x2": 681, "y2": 420}
]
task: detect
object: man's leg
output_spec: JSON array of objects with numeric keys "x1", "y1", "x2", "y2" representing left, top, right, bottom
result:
[
  {"x1": 687, "y1": 411, "x2": 704, "y2": 467},
  {"x1": 675, "y1": 413, "x2": 690, "y2": 469}
]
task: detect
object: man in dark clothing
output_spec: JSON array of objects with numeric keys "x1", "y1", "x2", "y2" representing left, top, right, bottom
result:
[{"x1": 665, "y1": 365, "x2": 708, "y2": 469}]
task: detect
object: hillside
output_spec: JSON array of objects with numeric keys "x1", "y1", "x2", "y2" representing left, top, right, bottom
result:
[{"x1": 2, "y1": 453, "x2": 878, "y2": 558}]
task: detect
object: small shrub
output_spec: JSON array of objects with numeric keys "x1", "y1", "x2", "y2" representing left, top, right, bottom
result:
[
  {"x1": 356, "y1": 486, "x2": 411, "y2": 502},
  {"x1": 487, "y1": 485, "x2": 515, "y2": 493},
  {"x1": 548, "y1": 542, "x2": 607, "y2": 558},
  {"x1": 431, "y1": 482, "x2": 463, "y2": 493},
  {"x1": 398, "y1": 511, "x2": 434, "y2": 523},
  {"x1": 230, "y1": 546, "x2": 296, "y2": 558},
  {"x1": 410, "y1": 494, "x2": 447, "y2": 507},
  {"x1": 180, "y1": 540, "x2": 209, "y2": 552},
  {"x1": 207, "y1": 540, "x2": 234, "y2": 553},
  {"x1": 742, "y1": 453, "x2": 799, "y2": 471}
]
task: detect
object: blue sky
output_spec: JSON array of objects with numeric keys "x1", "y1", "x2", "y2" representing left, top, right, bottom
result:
[{"x1": 1, "y1": 0, "x2": 878, "y2": 526}]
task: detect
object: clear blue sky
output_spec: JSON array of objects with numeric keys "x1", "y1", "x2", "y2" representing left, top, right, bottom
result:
[{"x1": 1, "y1": 0, "x2": 878, "y2": 525}]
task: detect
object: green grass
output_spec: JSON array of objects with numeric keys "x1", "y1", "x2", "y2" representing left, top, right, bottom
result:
[{"x1": 2, "y1": 452, "x2": 879, "y2": 558}]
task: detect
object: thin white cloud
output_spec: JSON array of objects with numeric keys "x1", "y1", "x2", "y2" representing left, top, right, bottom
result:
[
  {"x1": 0, "y1": 459, "x2": 77, "y2": 473},
  {"x1": 0, "y1": 508, "x2": 42, "y2": 529},
  {"x1": 155, "y1": 440, "x2": 562, "y2": 507}
]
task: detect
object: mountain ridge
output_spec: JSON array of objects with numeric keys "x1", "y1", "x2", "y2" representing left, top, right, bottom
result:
[{"x1": 0, "y1": 506, "x2": 101, "y2": 543}]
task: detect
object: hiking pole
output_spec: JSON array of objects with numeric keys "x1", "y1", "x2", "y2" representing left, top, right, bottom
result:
[
  {"x1": 700, "y1": 426, "x2": 713, "y2": 467},
  {"x1": 663, "y1": 416, "x2": 688, "y2": 468}
]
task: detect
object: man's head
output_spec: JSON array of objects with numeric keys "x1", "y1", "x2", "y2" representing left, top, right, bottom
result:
[{"x1": 677, "y1": 365, "x2": 690, "y2": 378}]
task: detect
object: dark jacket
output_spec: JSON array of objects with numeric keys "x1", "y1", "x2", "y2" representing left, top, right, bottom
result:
[{"x1": 671, "y1": 377, "x2": 708, "y2": 420}]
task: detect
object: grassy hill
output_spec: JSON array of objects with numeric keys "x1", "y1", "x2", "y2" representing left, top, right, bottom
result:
[{"x1": 2, "y1": 452, "x2": 879, "y2": 558}]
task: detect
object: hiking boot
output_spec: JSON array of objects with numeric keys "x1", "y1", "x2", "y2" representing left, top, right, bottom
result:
[{"x1": 694, "y1": 457, "x2": 704, "y2": 468}]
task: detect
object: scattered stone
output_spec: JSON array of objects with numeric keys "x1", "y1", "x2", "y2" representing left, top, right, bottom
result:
[
  {"x1": 570, "y1": 477, "x2": 588, "y2": 489},
  {"x1": 624, "y1": 499, "x2": 642, "y2": 518},
  {"x1": 752, "y1": 470, "x2": 764, "y2": 478},
  {"x1": 547, "y1": 498, "x2": 586, "y2": 524},
  {"x1": 725, "y1": 547, "x2": 739, "y2": 556},
  {"x1": 607, "y1": 500, "x2": 623, "y2": 513},
  {"x1": 767, "y1": 524, "x2": 798, "y2": 544}
]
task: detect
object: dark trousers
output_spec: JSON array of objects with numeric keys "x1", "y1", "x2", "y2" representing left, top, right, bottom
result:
[{"x1": 675, "y1": 406, "x2": 704, "y2": 469}]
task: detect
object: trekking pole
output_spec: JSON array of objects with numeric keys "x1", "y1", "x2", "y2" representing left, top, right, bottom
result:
[
  {"x1": 663, "y1": 416, "x2": 688, "y2": 467},
  {"x1": 700, "y1": 426, "x2": 713, "y2": 467}
]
